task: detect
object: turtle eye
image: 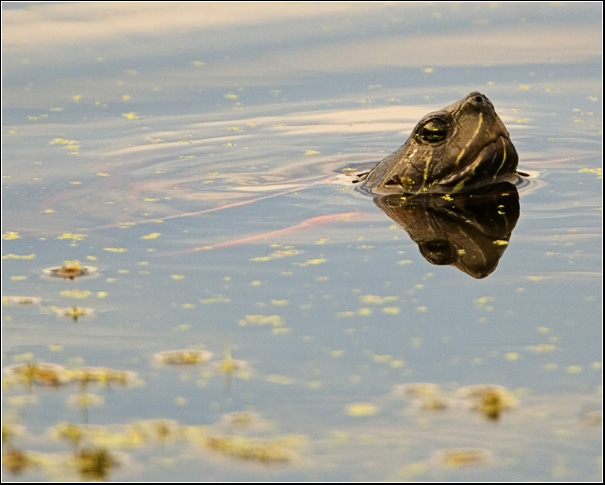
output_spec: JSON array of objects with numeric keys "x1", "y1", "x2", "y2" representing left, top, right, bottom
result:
[
  {"x1": 419, "y1": 239, "x2": 455, "y2": 265},
  {"x1": 418, "y1": 118, "x2": 449, "y2": 144}
]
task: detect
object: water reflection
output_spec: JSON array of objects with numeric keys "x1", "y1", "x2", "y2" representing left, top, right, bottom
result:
[
  {"x1": 373, "y1": 182, "x2": 520, "y2": 278},
  {"x1": 2, "y1": 1, "x2": 601, "y2": 482}
]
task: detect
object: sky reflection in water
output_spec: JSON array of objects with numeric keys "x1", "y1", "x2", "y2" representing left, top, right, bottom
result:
[{"x1": 2, "y1": 2, "x2": 602, "y2": 482}]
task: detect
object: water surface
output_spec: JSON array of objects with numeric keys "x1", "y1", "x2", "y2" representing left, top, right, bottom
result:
[{"x1": 2, "y1": 2, "x2": 602, "y2": 481}]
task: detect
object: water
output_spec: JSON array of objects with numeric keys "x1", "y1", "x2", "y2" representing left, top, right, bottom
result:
[{"x1": 2, "y1": 2, "x2": 601, "y2": 481}]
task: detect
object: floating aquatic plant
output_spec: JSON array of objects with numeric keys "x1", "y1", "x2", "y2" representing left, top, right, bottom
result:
[
  {"x1": 2, "y1": 296, "x2": 42, "y2": 306},
  {"x1": 2, "y1": 448, "x2": 37, "y2": 475},
  {"x1": 69, "y1": 367, "x2": 138, "y2": 387},
  {"x1": 153, "y1": 349, "x2": 213, "y2": 366},
  {"x1": 203, "y1": 434, "x2": 304, "y2": 464},
  {"x1": 43, "y1": 262, "x2": 97, "y2": 281},
  {"x1": 4, "y1": 363, "x2": 70, "y2": 388},
  {"x1": 53, "y1": 306, "x2": 95, "y2": 322},
  {"x1": 75, "y1": 447, "x2": 117, "y2": 481},
  {"x1": 457, "y1": 385, "x2": 518, "y2": 421}
]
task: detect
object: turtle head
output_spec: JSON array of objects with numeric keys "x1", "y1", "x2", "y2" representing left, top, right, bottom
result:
[{"x1": 361, "y1": 92, "x2": 518, "y2": 194}]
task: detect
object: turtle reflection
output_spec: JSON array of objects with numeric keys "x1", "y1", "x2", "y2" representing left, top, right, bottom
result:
[{"x1": 374, "y1": 182, "x2": 520, "y2": 279}]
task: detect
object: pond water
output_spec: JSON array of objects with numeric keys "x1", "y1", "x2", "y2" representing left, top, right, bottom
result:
[{"x1": 2, "y1": 2, "x2": 602, "y2": 481}]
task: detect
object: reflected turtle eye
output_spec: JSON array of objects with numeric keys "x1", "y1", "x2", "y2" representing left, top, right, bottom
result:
[
  {"x1": 419, "y1": 239, "x2": 455, "y2": 265},
  {"x1": 418, "y1": 118, "x2": 449, "y2": 144}
]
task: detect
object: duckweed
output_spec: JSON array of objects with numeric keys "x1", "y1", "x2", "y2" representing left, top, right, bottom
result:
[
  {"x1": 70, "y1": 367, "x2": 138, "y2": 387},
  {"x1": 457, "y1": 385, "x2": 518, "y2": 421},
  {"x1": 4, "y1": 363, "x2": 70, "y2": 387},
  {"x1": 436, "y1": 448, "x2": 492, "y2": 468},
  {"x1": 2, "y1": 231, "x2": 21, "y2": 240},
  {"x1": 43, "y1": 263, "x2": 97, "y2": 280},
  {"x1": 203, "y1": 435, "x2": 303, "y2": 463},
  {"x1": 2, "y1": 448, "x2": 37, "y2": 474},
  {"x1": 53, "y1": 306, "x2": 94, "y2": 321},
  {"x1": 153, "y1": 350, "x2": 213, "y2": 366},
  {"x1": 2, "y1": 296, "x2": 41, "y2": 306},
  {"x1": 345, "y1": 403, "x2": 378, "y2": 417},
  {"x1": 75, "y1": 447, "x2": 117, "y2": 481},
  {"x1": 4, "y1": 363, "x2": 138, "y2": 389}
]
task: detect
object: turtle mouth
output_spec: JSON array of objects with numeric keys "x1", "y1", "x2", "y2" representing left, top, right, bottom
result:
[{"x1": 438, "y1": 134, "x2": 518, "y2": 192}]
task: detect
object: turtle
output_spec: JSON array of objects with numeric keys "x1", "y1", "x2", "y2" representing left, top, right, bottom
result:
[
  {"x1": 373, "y1": 181, "x2": 520, "y2": 278},
  {"x1": 356, "y1": 92, "x2": 519, "y2": 195}
]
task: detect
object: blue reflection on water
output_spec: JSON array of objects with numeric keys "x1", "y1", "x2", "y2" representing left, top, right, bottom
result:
[{"x1": 2, "y1": 2, "x2": 601, "y2": 481}]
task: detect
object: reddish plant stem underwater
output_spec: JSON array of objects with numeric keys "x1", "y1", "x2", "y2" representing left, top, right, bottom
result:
[
  {"x1": 78, "y1": 178, "x2": 335, "y2": 233},
  {"x1": 69, "y1": 175, "x2": 376, "y2": 255},
  {"x1": 158, "y1": 211, "x2": 370, "y2": 256}
]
